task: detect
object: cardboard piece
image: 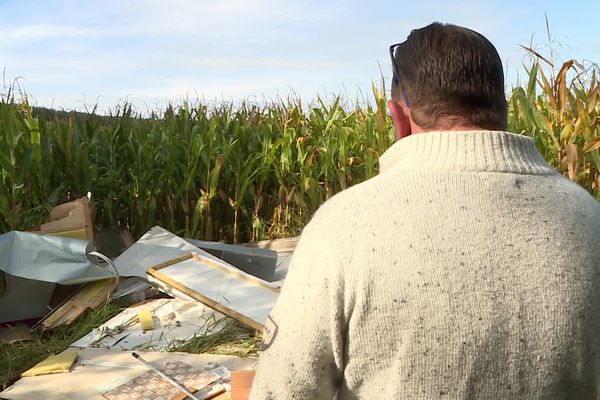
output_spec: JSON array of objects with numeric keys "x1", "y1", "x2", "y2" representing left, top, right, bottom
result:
[
  {"x1": 37, "y1": 196, "x2": 94, "y2": 241},
  {"x1": 71, "y1": 298, "x2": 227, "y2": 351},
  {"x1": 0, "y1": 348, "x2": 256, "y2": 399},
  {"x1": 147, "y1": 254, "x2": 280, "y2": 331}
]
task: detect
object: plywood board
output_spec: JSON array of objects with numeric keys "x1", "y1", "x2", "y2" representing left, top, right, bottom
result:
[
  {"x1": 148, "y1": 254, "x2": 279, "y2": 331},
  {"x1": 40, "y1": 278, "x2": 117, "y2": 330},
  {"x1": 71, "y1": 298, "x2": 227, "y2": 351},
  {"x1": 243, "y1": 237, "x2": 298, "y2": 252}
]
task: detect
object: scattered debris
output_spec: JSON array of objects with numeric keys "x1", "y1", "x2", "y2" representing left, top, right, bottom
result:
[
  {"x1": 36, "y1": 279, "x2": 118, "y2": 330},
  {"x1": 0, "y1": 231, "x2": 114, "y2": 323},
  {"x1": 148, "y1": 253, "x2": 280, "y2": 331},
  {"x1": 71, "y1": 298, "x2": 227, "y2": 351},
  {"x1": 21, "y1": 351, "x2": 78, "y2": 377},
  {"x1": 0, "y1": 222, "x2": 298, "y2": 398},
  {"x1": 111, "y1": 277, "x2": 161, "y2": 307},
  {"x1": 0, "y1": 323, "x2": 32, "y2": 344},
  {"x1": 0, "y1": 348, "x2": 256, "y2": 399}
]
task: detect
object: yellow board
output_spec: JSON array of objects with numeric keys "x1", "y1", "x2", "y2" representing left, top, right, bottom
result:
[{"x1": 22, "y1": 351, "x2": 78, "y2": 377}]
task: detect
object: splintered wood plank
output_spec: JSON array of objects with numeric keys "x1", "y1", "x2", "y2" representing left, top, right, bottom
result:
[
  {"x1": 40, "y1": 279, "x2": 117, "y2": 330},
  {"x1": 148, "y1": 254, "x2": 279, "y2": 331}
]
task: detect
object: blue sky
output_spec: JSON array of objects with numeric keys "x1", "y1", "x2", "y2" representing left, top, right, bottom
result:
[{"x1": 0, "y1": 0, "x2": 598, "y2": 113}]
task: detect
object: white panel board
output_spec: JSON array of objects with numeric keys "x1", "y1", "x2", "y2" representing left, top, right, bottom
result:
[
  {"x1": 148, "y1": 254, "x2": 279, "y2": 330},
  {"x1": 71, "y1": 298, "x2": 226, "y2": 351}
]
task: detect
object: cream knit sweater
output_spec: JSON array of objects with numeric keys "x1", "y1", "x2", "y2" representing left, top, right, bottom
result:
[{"x1": 250, "y1": 130, "x2": 600, "y2": 399}]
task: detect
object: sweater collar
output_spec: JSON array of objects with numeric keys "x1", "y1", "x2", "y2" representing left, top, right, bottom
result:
[{"x1": 379, "y1": 130, "x2": 555, "y2": 175}]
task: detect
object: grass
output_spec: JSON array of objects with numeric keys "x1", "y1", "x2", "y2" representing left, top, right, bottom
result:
[
  {"x1": 171, "y1": 319, "x2": 259, "y2": 358},
  {"x1": 0, "y1": 302, "x2": 259, "y2": 391},
  {"x1": 0, "y1": 302, "x2": 123, "y2": 390}
]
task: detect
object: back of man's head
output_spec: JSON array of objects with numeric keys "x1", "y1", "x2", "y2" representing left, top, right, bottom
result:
[{"x1": 392, "y1": 22, "x2": 507, "y2": 130}]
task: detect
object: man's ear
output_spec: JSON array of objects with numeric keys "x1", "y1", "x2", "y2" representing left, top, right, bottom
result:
[{"x1": 388, "y1": 99, "x2": 412, "y2": 140}]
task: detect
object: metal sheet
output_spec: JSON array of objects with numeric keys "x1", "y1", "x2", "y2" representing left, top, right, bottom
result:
[
  {"x1": 0, "y1": 231, "x2": 112, "y2": 285},
  {"x1": 112, "y1": 226, "x2": 225, "y2": 279}
]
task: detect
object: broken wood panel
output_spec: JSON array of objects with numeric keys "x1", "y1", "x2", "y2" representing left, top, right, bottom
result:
[
  {"x1": 148, "y1": 254, "x2": 280, "y2": 331},
  {"x1": 39, "y1": 278, "x2": 117, "y2": 330}
]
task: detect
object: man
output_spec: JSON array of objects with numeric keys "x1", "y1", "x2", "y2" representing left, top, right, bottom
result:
[{"x1": 250, "y1": 23, "x2": 600, "y2": 399}]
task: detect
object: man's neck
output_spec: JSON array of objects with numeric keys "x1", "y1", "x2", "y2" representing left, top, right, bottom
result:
[{"x1": 410, "y1": 118, "x2": 491, "y2": 134}]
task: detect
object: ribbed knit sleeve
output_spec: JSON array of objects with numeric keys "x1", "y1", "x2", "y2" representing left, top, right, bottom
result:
[{"x1": 249, "y1": 206, "x2": 347, "y2": 400}]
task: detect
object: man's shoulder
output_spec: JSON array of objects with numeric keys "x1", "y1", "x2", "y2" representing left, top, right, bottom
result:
[
  {"x1": 311, "y1": 172, "x2": 394, "y2": 222},
  {"x1": 549, "y1": 173, "x2": 600, "y2": 214}
]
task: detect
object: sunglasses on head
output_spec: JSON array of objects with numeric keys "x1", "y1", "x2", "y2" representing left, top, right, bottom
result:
[{"x1": 389, "y1": 43, "x2": 410, "y2": 106}]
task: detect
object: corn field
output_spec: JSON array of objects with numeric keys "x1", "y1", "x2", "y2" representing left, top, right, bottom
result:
[{"x1": 1, "y1": 56, "x2": 599, "y2": 242}]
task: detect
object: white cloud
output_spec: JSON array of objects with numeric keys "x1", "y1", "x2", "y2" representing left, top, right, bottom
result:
[{"x1": 1, "y1": 0, "x2": 597, "y2": 111}]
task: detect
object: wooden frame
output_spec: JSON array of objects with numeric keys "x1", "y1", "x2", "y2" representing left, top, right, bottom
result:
[{"x1": 148, "y1": 253, "x2": 279, "y2": 331}]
